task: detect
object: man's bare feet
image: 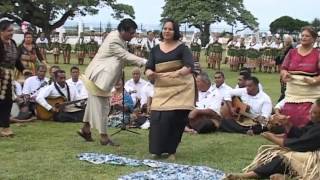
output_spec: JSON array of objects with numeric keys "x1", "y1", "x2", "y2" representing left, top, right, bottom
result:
[
  {"x1": 0, "y1": 128, "x2": 14, "y2": 137},
  {"x1": 270, "y1": 174, "x2": 286, "y2": 180},
  {"x1": 167, "y1": 154, "x2": 176, "y2": 161},
  {"x1": 184, "y1": 126, "x2": 198, "y2": 134}
]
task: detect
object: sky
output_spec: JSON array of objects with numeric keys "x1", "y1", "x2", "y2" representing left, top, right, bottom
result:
[{"x1": 66, "y1": 0, "x2": 320, "y2": 32}]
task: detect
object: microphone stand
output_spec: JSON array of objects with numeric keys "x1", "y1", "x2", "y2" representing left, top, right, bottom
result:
[{"x1": 111, "y1": 70, "x2": 140, "y2": 136}]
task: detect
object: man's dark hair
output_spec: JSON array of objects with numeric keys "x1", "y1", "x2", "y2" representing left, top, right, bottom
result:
[
  {"x1": 0, "y1": 20, "x2": 13, "y2": 32},
  {"x1": 117, "y1": 18, "x2": 138, "y2": 32},
  {"x1": 239, "y1": 71, "x2": 250, "y2": 80},
  {"x1": 49, "y1": 65, "x2": 60, "y2": 72},
  {"x1": 70, "y1": 66, "x2": 80, "y2": 72},
  {"x1": 239, "y1": 67, "x2": 251, "y2": 76},
  {"x1": 197, "y1": 71, "x2": 211, "y2": 85},
  {"x1": 36, "y1": 64, "x2": 47, "y2": 71},
  {"x1": 247, "y1": 76, "x2": 259, "y2": 86},
  {"x1": 159, "y1": 18, "x2": 181, "y2": 41},
  {"x1": 214, "y1": 71, "x2": 225, "y2": 78},
  {"x1": 147, "y1": 31, "x2": 153, "y2": 35},
  {"x1": 23, "y1": 71, "x2": 33, "y2": 77},
  {"x1": 24, "y1": 31, "x2": 33, "y2": 38},
  {"x1": 54, "y1": 70, "x2": 66, "y2": 79}
]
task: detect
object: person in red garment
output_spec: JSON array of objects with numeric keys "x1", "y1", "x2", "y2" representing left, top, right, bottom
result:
[{"x1": 280, "y1": 26, "x2": 320, "y2": 128}]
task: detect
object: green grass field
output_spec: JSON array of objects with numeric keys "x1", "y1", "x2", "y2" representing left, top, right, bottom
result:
[{"x1": 0, "y1": 53, "x2": 281, "y2": 180}]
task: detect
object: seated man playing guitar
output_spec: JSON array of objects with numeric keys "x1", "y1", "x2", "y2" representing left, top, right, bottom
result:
[
  {"x1": 186, "y1": 72, "x2": 223, "y2": 134},
  {"x1": 221, "y1": 76, "x2": 272, "y2": 134},
  {"x1": 36, "y1": 70, "x2": 86, "y2": 122}
]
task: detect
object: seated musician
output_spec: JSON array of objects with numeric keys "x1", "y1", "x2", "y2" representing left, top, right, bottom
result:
[
  {"x1": 221, "y1": 76, "x2": 272, "y2": 134},
  {"x1": 225, "y1": 98, "x2": 320, "y2": 180},
  {"x1": 22, "y1": 64, "x2": 48, "y2": 115},
  {"x1": 108, "y1": 79, "x2": 134, "y2": 128},
  {"x1": 186, "y1": 72, "x2": 223, "y2": 134},
  {"x1": 66, "y1": 66, "x2": 88, "y2": 98},
  {"x1": 36, "y1": 70, "x2": 86, "y2": 122},
  {"x1": 124, "y1": 68, "x2": 147, "y2": 107}
]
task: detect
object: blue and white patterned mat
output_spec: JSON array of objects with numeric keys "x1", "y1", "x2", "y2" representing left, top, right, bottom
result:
[{"x1": 78, "y1": 153, "x2": 225, "y2": 180}]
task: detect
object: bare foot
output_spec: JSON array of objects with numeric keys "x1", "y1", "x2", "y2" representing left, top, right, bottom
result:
[
  {"x1": 270, "y1": 174, "x2": 286, "y2": 180},
  {"x1": 1, "y1": 128, "x2": 14, "y2": 137},
  {"x1": 151, "y1": 154, "x2": 162, "y2": 159},
  {"x1": 167, "y1": 154, "x2": 176, "y2": 161},
  {"x1": 223, "y1": 173, "x2": 243, "y2": 180},
  {"x1": 184, "y1": 126, "x2": 198, "y2": 134}
]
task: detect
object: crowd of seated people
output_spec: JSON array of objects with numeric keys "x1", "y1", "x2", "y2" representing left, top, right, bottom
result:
[
  {"x1": 10, "y1": 65, "x2": 88, "y2": 123},
  {"x1": 6, "y1": 26, "x2": 320, "y2": 179}
]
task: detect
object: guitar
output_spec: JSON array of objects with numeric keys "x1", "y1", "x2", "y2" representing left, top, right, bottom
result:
[
  {"x1": 20, "y1": 81, "x2": 48, "y2": 104},
  {"x1": 36, "y1": 97, "x2": 87, "y2": 120},
  {"x1": 220, "y1": 97, "x2": 268, "y2": 127}
]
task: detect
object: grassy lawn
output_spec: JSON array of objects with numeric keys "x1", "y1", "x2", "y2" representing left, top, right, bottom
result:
[{"x1": 0, "y1": 53, "x2": 281, "y2": 180}]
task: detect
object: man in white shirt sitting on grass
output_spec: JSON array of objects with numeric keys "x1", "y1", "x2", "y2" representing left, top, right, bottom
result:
[{"x1": 36, "y1": 70, "x2": 86, "y2": 122}]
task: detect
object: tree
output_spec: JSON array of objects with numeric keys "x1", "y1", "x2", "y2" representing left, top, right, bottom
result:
[
  {"x1": 0, "y1": 0, "x2": 135, "y2": 41},
  {"x1": 161, "y1": 0, "x2": 258, "y2": 46},
  {"x1": 311, "y1": 18, "x2": 320, "y2": 32},
  {"x1": 106, "y1": 22, "x2": 112, "y2": 32},
  {"x1": 270, "y1": 16, "x2": 310, "y2": 34}
]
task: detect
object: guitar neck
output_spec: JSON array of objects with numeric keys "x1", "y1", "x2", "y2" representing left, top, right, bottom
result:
[
  {"x1": 61, "y1": 98, "x2": 87, "y2": 106},
  {"x1": 239, "y1": 111, "x2": 257, "y2": 120},
  {"x1": 239, "y1": 111, "x2": 268, "y2": 126},
  {"x1": 30, "y1": 82, "x2": 48, "y2": 95}
]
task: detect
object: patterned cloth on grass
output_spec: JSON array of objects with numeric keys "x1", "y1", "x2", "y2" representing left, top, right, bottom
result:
[{"x1": 78, "y1": 153, "x2": 225, "y2": 180}]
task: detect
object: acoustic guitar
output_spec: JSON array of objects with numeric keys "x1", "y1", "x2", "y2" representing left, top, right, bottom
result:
[
  {"x1": 36, "y1": 97, "x2": 87, "y2": 120},
  {"x1": 220, "y1": 97, "x2": 268, "y2": 127}
]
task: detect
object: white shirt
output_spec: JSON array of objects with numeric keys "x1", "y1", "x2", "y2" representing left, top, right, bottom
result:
[
  {"x1": 275, "y1": 43, "x2": 283, "y2": 49},
  {"x1": 141, "y1": 38, "x2": 159, "y2": 52},
  {"x1": 246, "y1": 42, "x2": 262, "y2": 50},
  {"x1": 22, "y1": 76, "x2": 49, "y2": 98},
  {"x1": 262, "y1": 41, "x2": 276, "y2": 48},
  {"x1": 124, "y1": 78, "x2": 148, "y2": 106},
  {"x1": 140, "y1": 82, "x2": 154, "y2": 107},
  {"x1": 14, "y1": 81, "x2": 22, "y2": 96},
  {"x1": 227, "y1": 41, "x2": 238, "y2": 47},
  {"x1": 130, "y1": 37, "x2": 143, "y2": 46},
  {"x1": 36, "y1": 83, "x2": 80, "y2": 111},
  {"x1": 214, "y1": 83, "x2": 233, "y2": 101},
  {"x1": 66, "y1": 78, "x2": 88, "y2": 99},
  {"x1": 191, "y1": 38, "x2": 202, "y2": 46},
  {"x1": 197, "y1": 85, "x2": 223, "y2": 114},
  {"x1": 36, "y1": 37, "x2": 48, "y2": 44},
  {"x1": 225, "y1": 88, "x2": 272, "y2": 119}
]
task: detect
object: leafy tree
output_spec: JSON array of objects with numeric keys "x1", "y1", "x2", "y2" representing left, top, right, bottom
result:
[
  {"x1": 270, "y1": 16, "x2": 310, "y2": 34},
  {"x1": 311, "y1": 18, "x2": 320, "y2": 32},
  {"x1": 0, "y1": 0, "x2": 134, "y2": 40},
  {"x1": 161, "y1": 0, "x2": 258, "y2": 46}
]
